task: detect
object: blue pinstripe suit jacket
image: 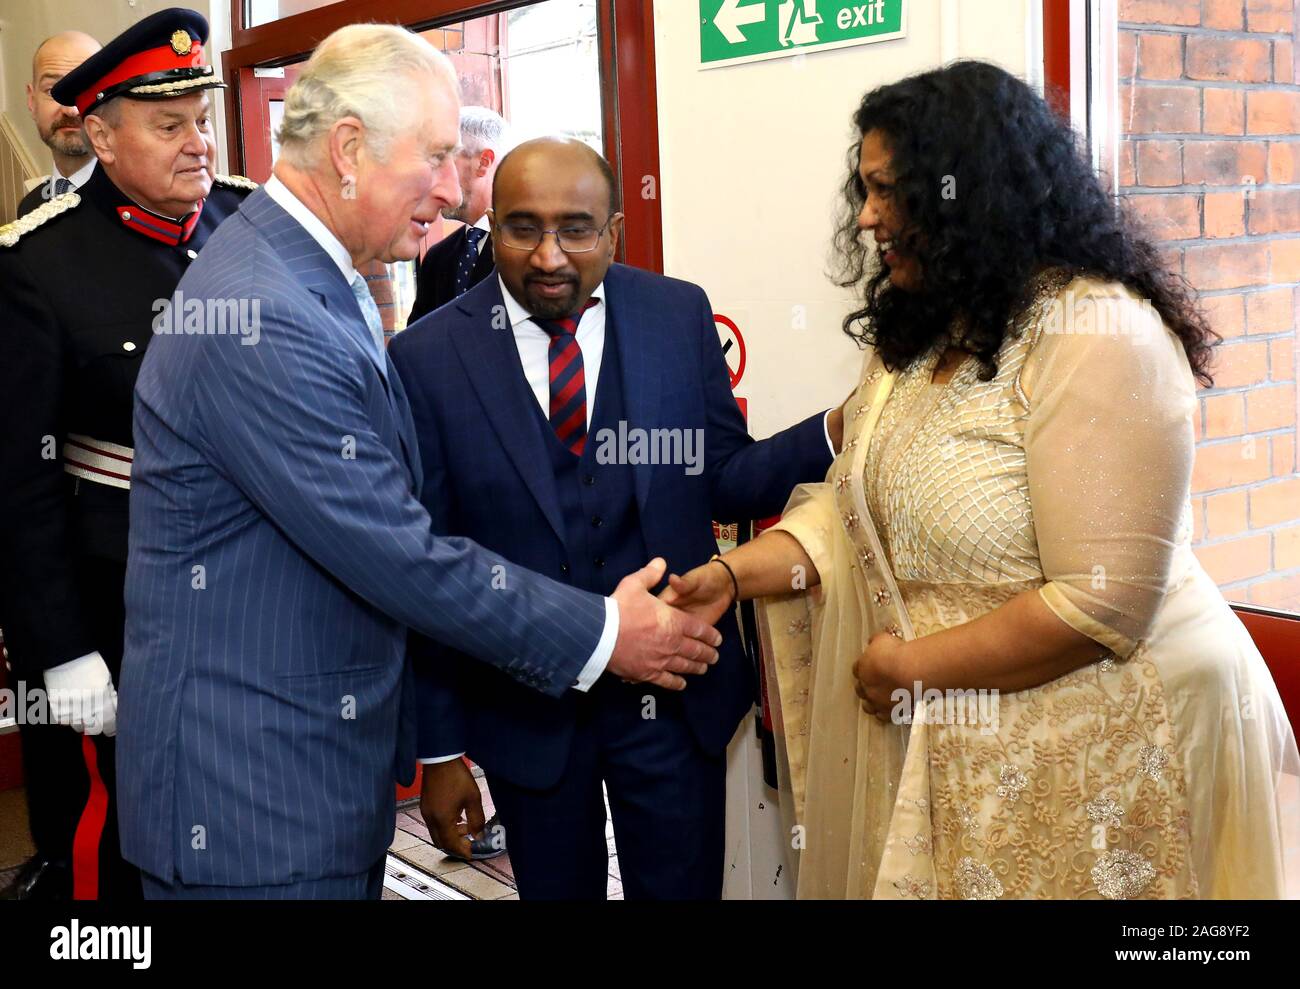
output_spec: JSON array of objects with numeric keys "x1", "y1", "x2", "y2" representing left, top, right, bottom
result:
[{"x1": 118, "y1": 189, "x2": 608, "y2": 886}]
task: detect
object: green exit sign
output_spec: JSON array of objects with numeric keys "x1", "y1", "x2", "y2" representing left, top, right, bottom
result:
[{"x1": 700, "y1": 0, "x2": 906, "y2": 68}]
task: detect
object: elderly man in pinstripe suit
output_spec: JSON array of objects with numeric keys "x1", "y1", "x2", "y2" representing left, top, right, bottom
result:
[{"x1": 118, "y1": 24, "x2": 721, "y2": 900}]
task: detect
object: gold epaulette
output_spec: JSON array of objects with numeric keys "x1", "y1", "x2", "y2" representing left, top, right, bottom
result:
[
  {"x1": 212, "y1": 173, "x2": 258, "y2": 192},
  {"x1": 0, "y1": 192, "x2": 81, "y2": 248}
]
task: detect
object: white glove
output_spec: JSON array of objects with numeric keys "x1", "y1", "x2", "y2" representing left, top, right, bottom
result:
[{"x1": 43, "y1": 652, "x2": 117, "y2": 737}]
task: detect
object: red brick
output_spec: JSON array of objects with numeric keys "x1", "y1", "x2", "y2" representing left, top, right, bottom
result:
[
  {"x1": 1247, "y1": 90, "x2": 1300, "y2": 135},
  {"x1": 1270, "y1": 238, "x2": 1300, "y2": 281},
  {"x1": 1185, "y1": 242, "x2": 1270, "y2": 289},
  {"x1": 1249, "y1": 477, "x2": 1300, "y2": 526},
  {"x1": 1130, "y1": 192, "x2": 1201, "y2": 239},
  {"x1": 1183, "y1": 140, "x2": 1268, "y2": 184},
  {"x1": 1204, "y1": 88, "x2": 1245, "y2": 135},
  {"x1": 1192, "y1": 437, "x2": 1273, "y2": 491},
  {"x1": 1277, "y1": 39, "x2": 1296, "y2": 84},
  {"x1": 1246, "y1": 286, "x2": 1294, "y2": 333},
  {"x1": 1204, "y1": 191, "x2": 1246, "y2": 237},
  {"x1": 1247, "y1": 383, "x2": 1298, "y2": 430},
  {"x1": 1120, "y1": 140, "x2": 1138, "y2": 186},
  {"x1": 1186, "y1": 37, "x2": 1271, "y2": 82},
  {"x1": 1125, "y1": 84, "x2": 1202, "y2": 133},
  {"x1": 1119, "y1": 31, "x2": 1138, "y2": 79},
  {"x1": 1247, "y1": 574, "x2": 1300, "y2": 611},
  {"x1": 1204, "y1": 392, "x2": 1247, "y2": 436},
  {"x1": 1193, "y1": 534, "x2": 1272, "y2": 584},
  {"x1": 1209, "y1": 339, "x2": 1271, "y2": 386},
  {"x1": 1272, "y1": 337, "x2": 1296, "y2": 381},
  {"x1": 1136, "y1": 140, "x2": 1184, "y2": 185},
  {"x1": 1277, "y1": 526, "x2": 1300, "y2": 570},
  {"x1": 1120, "y1": 0, "x2": 1201, "y2": 25},
  {"x1": 1268, "y1": 140, "x2": 1300, "y2": 182},
  {"x1": 1139, "y1": 32, "x2": 1186, "y2": 79},
  {"x1": 1203, "y1": 0, "x2": 1245, "y2": 29},
  {"x1": 1274, "y1": 431, "x2": 1297, "y2": 473},
  {"x1": 1247, "y1": 0, "x2": 1294, "y2": 33},
  {"x1": 1162, "y1": 245, "x2": 1186, "y2": 276},
  {"x1": 1192, "y1": 494, "x2": 1206, "y2": 540},
  {"x1": 1249, "y1": 189, "x2": 1300, "y2": 234},
  {"x1": 1201, "y1": 292, "x2": 1248, "y2": 338},
  {"x1": 1206, "y1": 489, "x2": 1249, "y2": 537}
]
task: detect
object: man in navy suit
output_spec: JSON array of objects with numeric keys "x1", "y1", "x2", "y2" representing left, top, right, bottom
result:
[
  {"x1": 407, "y1": 106, "x2": 509, "y2": 323},
  {"x1": 119, "y1": 25, "x2": 721, "y2": 900},
  {"x1": 389, "y1": 138, "x2": 842, "y2": 899}
]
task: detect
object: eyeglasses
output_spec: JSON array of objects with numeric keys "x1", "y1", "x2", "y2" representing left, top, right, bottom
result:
[{"x1": 491, "y1": 213, "x2": 621, "y2": 254}]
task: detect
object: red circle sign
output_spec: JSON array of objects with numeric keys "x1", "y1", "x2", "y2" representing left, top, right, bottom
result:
[{"x1": 713, "y1": 314, "x2": 746, "y2": 389}]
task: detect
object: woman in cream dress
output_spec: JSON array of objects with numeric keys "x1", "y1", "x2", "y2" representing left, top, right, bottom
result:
[{"x1": 666, "y1": 62, "x2": 1299, "y2": 899}]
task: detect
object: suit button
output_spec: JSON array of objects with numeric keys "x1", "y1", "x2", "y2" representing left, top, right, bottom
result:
[
  {"x1": 591, "y1": 516, "x2": 603, "y2": 528},
  {"x1": 583, "y1": 474, "x2": 595, "y2": 486},
  {"x1": 122, "y1": 341, "x2": 137, "y2": 352},
  {"x1": 594, "y1": 558, "x2": 605, "y2": 568},
  {"x1": 560, "y1": 563, "x2": 569, "y2": 574},
  {"x1": 186, "y1": 249, "x2": 198, "y2": 260}
]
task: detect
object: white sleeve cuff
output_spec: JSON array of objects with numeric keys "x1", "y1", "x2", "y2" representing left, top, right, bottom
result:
[
  {"x1": 822, "y1": 409, "x2": 836, "y2": 456},
  {"x1": 572, "y1": 596, "x2": 619, "y2": 692},
  {"x1": 417, "y1": 752, "x2": 466, "y2": 765}
]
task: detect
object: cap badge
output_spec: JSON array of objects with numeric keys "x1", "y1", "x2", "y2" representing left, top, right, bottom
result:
[{"x1": 170, "y1": 30, "x2": 194, "y2": 56}]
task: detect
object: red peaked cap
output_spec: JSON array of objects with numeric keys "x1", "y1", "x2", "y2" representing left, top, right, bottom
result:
[{"x1": 51, "y1": 7, "x2": 224, "y2": 117}]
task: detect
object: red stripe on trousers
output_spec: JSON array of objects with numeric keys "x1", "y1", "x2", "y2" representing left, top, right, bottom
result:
[{"x1": 72, "y1": 734, "x2": 108, "y2": 900}]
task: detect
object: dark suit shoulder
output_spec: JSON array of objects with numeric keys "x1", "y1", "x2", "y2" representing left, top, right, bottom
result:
[
  {"x1": 16, "y1": 182, "x2": 50, "y2": 219},
  {"x1": 608, "y1": 262, "x2": 708, "y2": 304}
]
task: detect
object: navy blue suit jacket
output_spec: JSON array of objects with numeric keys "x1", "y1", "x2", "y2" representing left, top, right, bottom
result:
[
  {"x1": 388, "y1": 265, "x2": 833, "y2": 789},
  {"x1": 120, "y1": 189, "x2": 610, "y2": 886}
]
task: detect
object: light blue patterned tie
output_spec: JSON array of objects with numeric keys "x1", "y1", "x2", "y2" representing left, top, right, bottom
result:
[{"x1": 349, "y1": 274, "x2": 387, "y2": 372}]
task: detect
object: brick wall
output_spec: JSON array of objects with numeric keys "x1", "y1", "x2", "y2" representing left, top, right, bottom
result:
[{"x1": 1120, "y1": 0, "x2": 1300, "y2": 611}]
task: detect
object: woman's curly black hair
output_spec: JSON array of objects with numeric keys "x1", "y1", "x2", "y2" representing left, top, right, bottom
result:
[{"x1": 833, "y1": 60, "x2": 1217, "y2": 385}]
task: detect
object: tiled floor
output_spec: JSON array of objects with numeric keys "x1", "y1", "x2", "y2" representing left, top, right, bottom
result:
[{"x1": 384, "y1": 771, "x2": 623, "y2": 901}]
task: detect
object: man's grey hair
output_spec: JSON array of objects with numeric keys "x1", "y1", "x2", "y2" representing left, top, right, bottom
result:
[
  {"x1": 276, "y1": 23, "x2": 456, "y2": 167},
  {"x1": 459, "y1": 105, "x2": 513, "y2": 159}
]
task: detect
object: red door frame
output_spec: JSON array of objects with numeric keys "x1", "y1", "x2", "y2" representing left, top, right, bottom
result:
[{"x1": 223, "y1": 0, "x2": 662, "y2": 270}]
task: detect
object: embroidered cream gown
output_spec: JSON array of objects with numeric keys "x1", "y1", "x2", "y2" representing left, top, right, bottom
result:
[{"x1": 757, "y1": 270, "x2": 1300, "y2": 899}]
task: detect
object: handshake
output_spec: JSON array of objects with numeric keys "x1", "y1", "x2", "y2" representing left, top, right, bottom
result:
[{"x1": 604, "y1": 555, "x2": 740, "y2": 691}]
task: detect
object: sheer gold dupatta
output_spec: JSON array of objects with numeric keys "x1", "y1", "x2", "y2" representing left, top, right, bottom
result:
[{"x1": 755, "y1": 352, "x2": 934, "y2": 899}]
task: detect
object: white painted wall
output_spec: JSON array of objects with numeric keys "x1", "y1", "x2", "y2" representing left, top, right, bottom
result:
[{"x1": 651, "y1": 0, "x2": 1040, "y2": 898}]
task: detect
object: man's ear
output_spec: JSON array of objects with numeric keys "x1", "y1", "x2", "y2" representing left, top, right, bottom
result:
[
  {"x1": 327, "y1": 116, "x2": 365, "y2": 186},
  {"x1": 25, "y1": 82, "x2": 36, "y2": 117},
  {"x1": 478, "y1": 148, "x2": 495, "y2": 177},
  {"x1": 608, "y1": 212, "x2": 625, "y2": 260},
  {"x1": 83, "y1": 114, "x2": 115, "y2": 164}
]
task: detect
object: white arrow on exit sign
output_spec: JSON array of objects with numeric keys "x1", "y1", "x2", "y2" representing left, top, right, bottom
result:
[{"x1": 714, "y1": 0, "x2": 766, "y2": 43}]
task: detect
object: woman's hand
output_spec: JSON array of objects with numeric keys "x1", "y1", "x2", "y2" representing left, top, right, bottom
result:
[
  {"x1": 853, "y1": 632, "x2": 909, "y2": 722},
  {"x1": 659, "y1": 561, "x2": 735, "y2": 627}
]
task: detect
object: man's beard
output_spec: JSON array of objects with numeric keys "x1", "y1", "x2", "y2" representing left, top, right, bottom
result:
[
  {"x1": 40, "y1": 117, "x2": 89, "y2": 158},
  {"x1": 523, "y1": 276, "x2": 580, "y2": 320}
]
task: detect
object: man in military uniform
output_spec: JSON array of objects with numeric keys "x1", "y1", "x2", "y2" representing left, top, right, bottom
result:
[{"x1": 0, "y1": 7, "x2": 255, "y2": 900}]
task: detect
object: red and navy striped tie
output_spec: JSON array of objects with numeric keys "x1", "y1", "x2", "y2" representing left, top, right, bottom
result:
[{"x1": 536, "y1": 299, "x2": 599, "y2": 456}]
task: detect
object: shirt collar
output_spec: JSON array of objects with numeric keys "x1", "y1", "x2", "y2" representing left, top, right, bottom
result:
[
  {"x1": 265, "y1": 174, "x2": 357, "y2": 285},
  {"x1": 65, "y1": 157, "x2": 97, "y2": 189},
  {"x1": 497, "y1": 274, "x2": 606, "y2": 331},
  {"x1": 472, "y1": 213, "x2": 491, "y2": 233}
]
